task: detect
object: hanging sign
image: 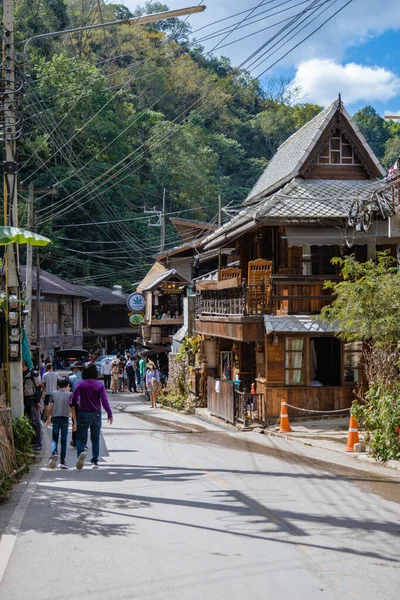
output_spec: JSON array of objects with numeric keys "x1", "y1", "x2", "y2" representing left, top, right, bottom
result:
[
  {"x1": 127, "y1": 292, "x2": 146, "y2": 313},
  {"x1": 129, "y1": 313, "x2": 144, "y2": 327}
]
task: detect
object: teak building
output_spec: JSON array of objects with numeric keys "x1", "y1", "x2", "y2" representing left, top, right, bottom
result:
[{"x1": 195, "y1": 99, "x2": 398, "y2": 418}]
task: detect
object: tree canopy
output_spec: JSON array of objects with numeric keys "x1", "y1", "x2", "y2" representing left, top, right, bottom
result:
[{"x1": 4, "y1": 1, "x2": 398, "y2": 288}]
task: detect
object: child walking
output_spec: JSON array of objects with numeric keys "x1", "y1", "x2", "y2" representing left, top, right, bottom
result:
[{"x1": 47, "y1": 377, "x2": 76, "y2": 469}]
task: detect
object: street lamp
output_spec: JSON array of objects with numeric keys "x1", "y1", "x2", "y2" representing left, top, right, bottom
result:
[{"x1": 1, "y1": 2, "x2": 206, "y2": 417}]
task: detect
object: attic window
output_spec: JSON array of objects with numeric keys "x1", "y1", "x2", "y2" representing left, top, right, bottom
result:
[{"x1": 318, "y1": 130, "x2": 361, "y2": 166}]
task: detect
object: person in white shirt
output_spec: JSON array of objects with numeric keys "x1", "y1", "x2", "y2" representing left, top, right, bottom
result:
[
  {"x1": 42, "y1": 363, "x2": 59, "y2": 422},
  {"x1": 101, "y1": 358, "x2": 112, "y2": 390}
]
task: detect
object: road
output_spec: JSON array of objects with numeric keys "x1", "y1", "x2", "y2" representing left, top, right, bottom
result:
[{"x1": 1, "y1": 392, "x2": 399, "y2": 600}]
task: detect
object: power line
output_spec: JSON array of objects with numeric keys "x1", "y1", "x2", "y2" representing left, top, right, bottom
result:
[{"x1": 36, "y1": 2, "x2": 328, "y2": 224}]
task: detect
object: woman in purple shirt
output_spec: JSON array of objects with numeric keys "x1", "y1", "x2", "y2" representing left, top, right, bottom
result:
[{"x1": 70, "y1": 362, "x2": 113, "y2": 470}]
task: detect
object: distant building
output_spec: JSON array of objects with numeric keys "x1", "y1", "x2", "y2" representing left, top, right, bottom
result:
[
  {"x1": 75, "y1": 284, "x2": 133, "y2": 354},
  {"x1": 20, "y1": 266, "x2": 88, "y2": 361}
]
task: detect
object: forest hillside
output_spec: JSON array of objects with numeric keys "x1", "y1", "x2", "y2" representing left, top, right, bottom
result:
[{"x1": 4, "y1": 1, "x2": 400, "y2": 288}]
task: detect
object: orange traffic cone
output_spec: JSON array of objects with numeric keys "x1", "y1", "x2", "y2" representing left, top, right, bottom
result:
[
  {"x1": 345, "y1": 415, "x2": 359, "y2": 452},
  {"x1": 279, "y1": 400, "x2": 292, "y2": 433}
]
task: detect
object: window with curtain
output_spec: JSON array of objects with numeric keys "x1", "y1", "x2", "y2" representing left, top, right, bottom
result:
[
  {"x1": 344, "y1": 342, "x2": 363, "y2": 384},
  {"x1": 285, "y1": 338, "x2": 305, "y2": 385}
]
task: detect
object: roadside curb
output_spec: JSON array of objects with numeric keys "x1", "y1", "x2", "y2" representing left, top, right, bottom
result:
[{"x1": 191, "y1": 408, "x2": 400, "y2": 475}]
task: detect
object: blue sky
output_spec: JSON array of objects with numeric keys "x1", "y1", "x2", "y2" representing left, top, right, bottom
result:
[{"x1": 124, "y1": 1, "x2": 400, "y2": 115}]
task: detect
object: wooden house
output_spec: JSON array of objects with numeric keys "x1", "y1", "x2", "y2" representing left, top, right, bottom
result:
[
  {"x1": 136, "y1": 268, "x2": 189, "y2": 354},
  {"x1": 194, "y1": 99, "x2": 397, "y2": 419},
  {"x1": 76, "y1": 285, "x2": 132, "y2": 355},
  {"x1": 20, "y1": 267, "x2": 88, "y2": 361}
]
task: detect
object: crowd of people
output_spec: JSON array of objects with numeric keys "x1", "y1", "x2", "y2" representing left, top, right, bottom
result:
[{"x1": 22, "y1": 349, "x2": 165, "y2": 469}]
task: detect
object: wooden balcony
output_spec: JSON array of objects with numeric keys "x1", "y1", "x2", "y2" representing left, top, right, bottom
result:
[
  {"x1": 271, "y1": 275, "x2": 337, "y2": 315},
  {"x1": 195, "y1": 276, "x2": 337, "y2": 321}
]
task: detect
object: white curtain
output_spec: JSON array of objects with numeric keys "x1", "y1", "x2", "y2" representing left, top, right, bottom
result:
[{"x1": 285, "y1": 338, "x2": 304, "y2": 384}]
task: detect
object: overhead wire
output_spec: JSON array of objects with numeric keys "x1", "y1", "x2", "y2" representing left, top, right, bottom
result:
[
  {"x1": 36, "y1": 0, "x2": 337, "y2": 224},
  {"x1": 24, "y1": 1, "x2": 352, "y2": 279}
]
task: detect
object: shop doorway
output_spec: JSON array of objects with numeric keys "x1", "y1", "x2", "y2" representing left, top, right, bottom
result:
[{"x1": 310, "y1": 337, "x2": 341, "y2": 386}]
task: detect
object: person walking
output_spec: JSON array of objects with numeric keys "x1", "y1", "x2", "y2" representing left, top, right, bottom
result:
[
  {"x1": 69, "y1": 361, "x2": 84, "y2": 449},
  {"x1": 126, "y1": 356, "x2": 137, "y2": 393},
  {"x1": 118, "y1": 356, "x2": 126, "y2": 392},
  {"x1": 133, "y1": 356, "x2": 140, "y2": 389},
  {"x1": 110, "y1": 358, "x2": 119, "y2": 394},
  {"x1": 145, "y1": 361, "x2": 160, "y2": 408},
  {"x1": 139, "y1": 356, "x2": 147, "y2": 392},
  {"x1": 42, "y1": 363, "x2": 59, "y2": 423},
  {"x1": 22, "y1": 362, "x2": 43, "y2": 451},
  {"x1": 46, "y1": 377, "x2": 76, "y2": 469},
  {"x1": 101, "y1": 358, "x2": 112, "y2": 390},
  {"x1": 70, "y1": 362, "x2": 113, "y2": 470}
]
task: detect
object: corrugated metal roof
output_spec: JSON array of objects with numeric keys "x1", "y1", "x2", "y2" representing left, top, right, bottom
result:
[
  {"x1": 264, "y1": 315, "x2": 340, "y2": 334},
  {"x1": 255, "y1": 179, "x2": 382, "y2": 220},
  {"x1": 20, "y1": 266, "x2": 90, "y2": 298},
  {"x1": 76, "y1": 285, "x2": 128, "y2": 305},
  {"x1": 202, "y1": 178, "x2": 384, "y2": 250},
  {"x1": 137, "y1": 262, "x2": 167, "y2": 293},
  {"x1": 144, "y1": 268, "x2": 189, "y2": 292},
  {"x1": 244, "y1": 100, "x2": 385, "y2": 206}
]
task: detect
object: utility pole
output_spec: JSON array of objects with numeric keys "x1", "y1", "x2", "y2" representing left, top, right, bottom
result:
[
  {"x1": 2, "y1": 0, "x2": 24, "y2": 417},
  {"x1": 25, "y1": 183, "x2": 34, "y2": 343},
  {"x1": 0, "y1": 2, "x2": 206, "y2": 417},
  {"x1": 218, "y1": 194, "x2": 222, "y2": 276},
  {"x1": 160, "y1": 187, "x2": 166, "y2": 254}
]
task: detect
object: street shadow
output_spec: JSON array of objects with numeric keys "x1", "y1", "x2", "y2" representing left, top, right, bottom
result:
[{"x1": 18, "y1": 481, "x2": 400, "y2": 563}]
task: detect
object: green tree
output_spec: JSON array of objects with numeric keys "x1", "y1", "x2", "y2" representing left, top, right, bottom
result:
[
  {"x1": 320, "y1": 252, "x2": 400, "y2": 461},
  {"x1": 353, "y1": 106, "x2": 390, "y2": 160}
]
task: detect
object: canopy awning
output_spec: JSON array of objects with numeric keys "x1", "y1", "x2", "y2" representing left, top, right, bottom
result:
[
  {"x1": 286, "y1": 221, "x2": 400, "y2": 247},
  {"x1": 83, "y1": 327, "x2": 135, "y2": 336},
  {"x1": 264, "y1": 315, "x2": 340, "y2": 334}
]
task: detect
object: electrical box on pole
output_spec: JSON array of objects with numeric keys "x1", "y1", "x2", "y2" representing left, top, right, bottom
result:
[{"x1": 2, "y1": 0, "x2": 24, "y2": 417}]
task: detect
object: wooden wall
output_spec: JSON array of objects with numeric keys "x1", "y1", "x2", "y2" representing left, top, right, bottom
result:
[
  {"x1": 265, "y1": 336, "x2": 285, "y2": 384},
  {"x1": 256, "y1": 385, "x2": 354, "y2": 420},
  {"x1": 306, "y1": 164, "x2": 370, "y2": 180}
]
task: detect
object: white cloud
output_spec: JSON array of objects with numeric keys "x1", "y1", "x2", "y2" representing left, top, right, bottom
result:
[
  {"x1": 123, "y1": 1, "x2": 400, "y2": 68},
  {"x1": 292, "y1": 59, "x2": 400, "y2": 106}
]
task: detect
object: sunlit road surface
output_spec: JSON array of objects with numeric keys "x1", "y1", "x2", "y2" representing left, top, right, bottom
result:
[{"x1": 1, "y1": 392, "x2": 399, "y2": 600}]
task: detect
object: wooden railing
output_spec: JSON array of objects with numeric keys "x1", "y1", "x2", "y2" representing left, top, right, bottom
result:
[
  {"x1": 196, "y1": 275, "x2": 337, "y2": 317},
  {"x1": 196, "y1": 279, "x2": 267, "y2": 317},
  {"x1": 271, "y1": 275, "x2": 337, "y2": 315}
]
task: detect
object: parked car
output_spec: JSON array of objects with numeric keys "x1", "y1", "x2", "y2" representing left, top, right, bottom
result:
[
  {"x1": 94, "y1": 355, "x2": 116, "y2": 379},
  {"x1": 55, "y1": 348, "x2": 89, "y2": 370}
]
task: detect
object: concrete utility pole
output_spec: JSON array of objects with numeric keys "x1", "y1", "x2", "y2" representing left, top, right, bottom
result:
[
  {"x1": 0, "y1": 2, "x2": 206, "y2": 416},
  {"x1": 25, "y1": 183, "x2": 34, "y2": 343},
  {"x1": 218, "y1": 194, "x2": 222, "y2": 275},
  {"x1": 160, "y1": 187, "x2": 166, "y2": 254},
  {"x1": 2, "y1": 0, "x2": 23, "y2": 417}
]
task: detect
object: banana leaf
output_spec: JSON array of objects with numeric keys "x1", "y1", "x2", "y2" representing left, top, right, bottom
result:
[{"x1": 0, "y1": 226, "x2": 51, "y2": 246}]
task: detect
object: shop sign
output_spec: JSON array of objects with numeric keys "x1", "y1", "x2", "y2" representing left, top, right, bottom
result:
[{"x1": 127, "y1": 292, "x2": 146, "y2": 312}]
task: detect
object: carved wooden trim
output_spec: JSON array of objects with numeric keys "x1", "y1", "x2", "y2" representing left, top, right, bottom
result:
[{"x1": 301, "y1": 111, "x2": 378, "y2": 178}]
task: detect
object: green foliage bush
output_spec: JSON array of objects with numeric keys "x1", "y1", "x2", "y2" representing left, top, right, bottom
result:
[
  {"x1": 352, "y1": 384, "x2": 400, "y2": 462},
  {"x1": 12, "y1": 416, "x2": 35, "y2": 468}
]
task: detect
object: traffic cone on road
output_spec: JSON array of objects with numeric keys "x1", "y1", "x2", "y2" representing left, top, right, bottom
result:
[
  {"x1": 345, "y1": 415, "x2": 359, "y2": 452},
  {"x1": 279, "y1": 400, "x2": 293, "y2": 433}
]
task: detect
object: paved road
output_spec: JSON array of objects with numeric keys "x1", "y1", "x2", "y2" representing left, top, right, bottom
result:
[{"x1": 1, "y1": 393, "x2": 399, "y2": 600}]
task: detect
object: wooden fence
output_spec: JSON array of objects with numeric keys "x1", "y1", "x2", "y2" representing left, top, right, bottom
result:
[
  {"x1": 0, "y1": 407, "x2": 16, "y2": 475},
  {"x1": 207, "y1": 377, "x2": 235, "y2": 424}
]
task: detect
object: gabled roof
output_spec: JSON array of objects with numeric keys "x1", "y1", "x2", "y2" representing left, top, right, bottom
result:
[
  {"x1": 202, "y1": 178, "x2": 385, "y2": 250},
  {"x1": 144, "y1": 268, "x2": 189, "y2": 292},
  {"x1": 20, "y1": 266, "x2": 90, "y2": 298},
  {"x1": 76, "y1": 285, "x2": 128, "y2": 306},
  {"x1": 136, "y1": 261, "x2": 167, "y2": 293},
  {"x1": 244, "y1": 100, "x2": 385, "y2": 206},
  {"x1": 170, "y1": 217, "x2": 217, "y2": 242}
]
